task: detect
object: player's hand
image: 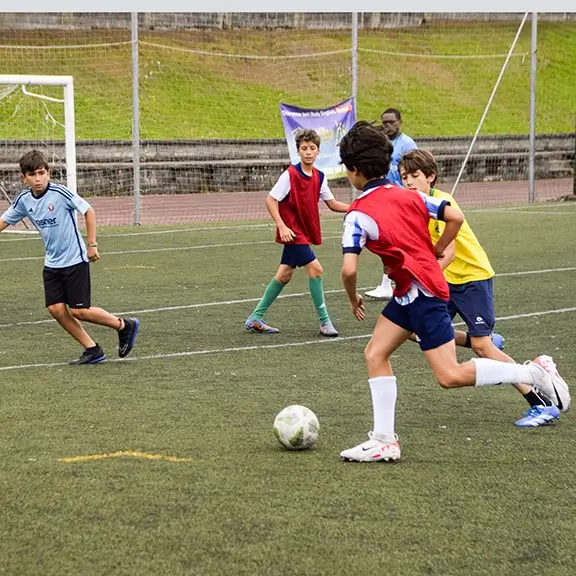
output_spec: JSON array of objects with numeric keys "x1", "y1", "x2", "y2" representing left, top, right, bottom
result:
[
  {"x1": 278, "y1": 225, "x2": 296, "y2": 243},
  {"x1": 87, "y1": 246, "x2": 100, "y2": 262},
  {"x1": 350, "y1": 293, "x2": 365, "y2": 320},
  {"x1": 434, "y1": 244, "x2": 445, "y2": 260}
]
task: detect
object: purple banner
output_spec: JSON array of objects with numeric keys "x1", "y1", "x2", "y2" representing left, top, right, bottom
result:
[{"x1": 280, "y1": 98, "x2": 356, "y2": 178}]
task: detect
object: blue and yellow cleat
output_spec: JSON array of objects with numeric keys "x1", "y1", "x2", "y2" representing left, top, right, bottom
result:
[
  {"x1": 514, "y1": 404, "x2": 560, "y2": 427},
  {"x1": 245, "y1": 317, "x2": 279, "y2": 334},
  {"x1": 491, "y1": 333, "x2": 505, "y2": 351}
]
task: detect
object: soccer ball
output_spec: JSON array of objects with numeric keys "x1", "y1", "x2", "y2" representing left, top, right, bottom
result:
[{"x1": 273, "y1": 405, "x2": 319, "y2": 450}]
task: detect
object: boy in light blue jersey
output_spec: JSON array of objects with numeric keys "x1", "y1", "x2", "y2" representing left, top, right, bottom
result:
[
  {"x1": 0, "y1": 150, "x2": 139, "y2": 365},
  {"x1": 364, "y1": 108, "x2": 417, "y2": 300}
]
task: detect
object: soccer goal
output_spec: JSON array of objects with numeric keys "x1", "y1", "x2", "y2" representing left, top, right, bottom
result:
[{"x1": 0, "y1": 75, "x2": 77, "y2": 220}]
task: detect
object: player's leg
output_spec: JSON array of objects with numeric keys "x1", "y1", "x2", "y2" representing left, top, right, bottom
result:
[
  {"x1": 63, "y1": 262, "x2": 139, "y2": 359},
  {"x1": 245, "y1": 249, "x2": 295, "y2": 333},
  {"x1": 451, "y1": 279, "x2": 566, "y2": 420},
  {"x1": 304, "y1": 253, "x2": 338, "y2": 337},
  {"x1": 401, "y1": 288, "x2": 563, "y2": 402},
  {"x1": 43, "y1": 265, "x2": 105, "y2": 364},
  {"x1": 364, "y1": 272, "x2": 394, "y2": 300},
  {"x1": 454, "y1": 330, "x2": 505, "y2": 351},
  {"x1": 340, "y1": 301, "x2": 412, "y2": 463}
]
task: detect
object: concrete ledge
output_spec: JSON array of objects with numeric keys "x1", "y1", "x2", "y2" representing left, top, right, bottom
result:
[{"x1": 0, "y1": 134, "x2": 573, "y2": 197}]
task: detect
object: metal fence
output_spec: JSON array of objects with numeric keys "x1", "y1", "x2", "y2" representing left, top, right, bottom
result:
[{"x1": 0, "y1": 12, "x2": 574, "y2": 226}]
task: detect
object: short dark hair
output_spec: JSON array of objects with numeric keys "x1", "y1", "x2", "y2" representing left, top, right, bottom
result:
[
  {"x1": 295, "y1": 129, "x2": 321, "y2": 150},
  {"x1": 399, "y1": 149, "x2": 438, "y2": 186},
  {"x1": 19, "y1": 149, "x2": 50, "y2": 174},
  {"x1": 382, "y1": 108, "x2": 402, "y2": 121},
  {"x1": 339, "y1": 121, "x2": 393, "y2": 180}
]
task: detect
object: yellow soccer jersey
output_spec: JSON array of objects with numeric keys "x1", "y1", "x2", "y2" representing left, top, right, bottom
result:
[{"x1": 428, "y1": 188, "x2": 494, "y2": 285}]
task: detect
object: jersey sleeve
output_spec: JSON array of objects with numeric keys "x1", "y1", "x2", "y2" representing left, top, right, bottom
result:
[
  {"x1": 342, "y1": 210, "x2": 379, "y2": 254},
  {"x1": 63, "y1": 189, "x2": 91, "y2": 215},
  {"x1": 319, "y1": 175, "x2": 335, "y2": 201},
  {"x1": 268, "y1": 170, "x2": 291, "y2": 202},
  {"x1": 1, "y1": 200, "x2": 26, "y2": 225},
  {"x1": 418, "y1": 191, "x2": 450, "y2": 221}
]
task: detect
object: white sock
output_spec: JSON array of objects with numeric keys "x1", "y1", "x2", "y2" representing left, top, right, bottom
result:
[
  {"x1": 369, "y1": 376, "x2": 397, "y2": 442},
  {"x1": 472, "y1": 358, "x2": 534, "y2": 387},
  {"x1": 380, "y1": 274, "x2": 392, "y2": 289}
]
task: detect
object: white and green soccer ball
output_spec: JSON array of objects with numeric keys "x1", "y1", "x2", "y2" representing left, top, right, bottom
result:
[{"x1": 273, "y1": 405, "x2": 319, "y2": 451}]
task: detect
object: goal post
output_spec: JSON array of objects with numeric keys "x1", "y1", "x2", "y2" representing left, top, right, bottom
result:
[{"x1": 0, "y1": 74, "x2": 77, "y2": 193}]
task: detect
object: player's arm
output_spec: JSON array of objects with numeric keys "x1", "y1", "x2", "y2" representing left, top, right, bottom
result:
[
  {"x1": 320, "y1": 177, "x2": 349, "y2": 213},
  {"x1": 83, "y1": 207, "x2": 100, "y2": 262},
  {"x1": 267, "y1": 171, "x2": 295, "y2": 242},
  {"x1": 437, "y1": 240, "x2": 456, "y2": 270},
  {"x1": 1, "y1": 200, "x2": 26, "y2": 231},
  {"x1": 434, "y1": 205, "x2": 464, "y2": 260},
  {"x1": 265, "y1": 195, "x2": 295, "y2": 242},
  {"x1": 342, "y1": 253, "x2": 365, "y2": 321},
  {"x1": 324, "y1": 198, "x2": 349, "y2": 213},
  {"x1": 418, "y1": 192, "x2": 464, "y2": 260},
  {"x1": 341, "y1": 211, "x2": 375, "y2": 320}
]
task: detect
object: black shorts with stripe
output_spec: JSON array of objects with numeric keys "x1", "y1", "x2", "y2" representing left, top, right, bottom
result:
[{"x1": 43, "y1": 262, "x2": 91, "y2": 308}]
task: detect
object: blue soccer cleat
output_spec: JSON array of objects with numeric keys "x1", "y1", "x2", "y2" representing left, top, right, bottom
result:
[
  {"x1": 118, "y1": 317, "x2": 140, "y2": 358},
  {"x1": 69, "y1": 344, "x2": 106, "y2": 365},
  {"x1": 245, "y1": 317, "x2": 279, "y2": 334},
  {"x1": 514, "y1": 404, "x2": 560, "y2": 428},
  {"x1": 491, "y1": 332, "x2": 505, "y2": 350}
]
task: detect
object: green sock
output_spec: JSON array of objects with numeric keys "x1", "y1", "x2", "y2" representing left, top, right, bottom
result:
[
  {"x1": 251, "y1": 278, "x2": 285, "y2": 320},
  {"x1": 309, "y1": 277, "x2": 329, "y2": 324}
]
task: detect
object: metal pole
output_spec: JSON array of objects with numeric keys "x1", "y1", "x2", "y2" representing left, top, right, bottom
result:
[
  {"x1": 573, "y1": 116, "x2": 576, "y2": 197},
  {"x1": 349, "y1": 12, "x2": 359, "y2": 201},
  {"x1": 528, "y1": 12, "x2": 537, "y2": 203},
  {"x1": 351, "y1": 12, "x2": 358, "y2": 117},
  {"x1": 131, "y1": 12, "x2": 141, "y2": 226}
]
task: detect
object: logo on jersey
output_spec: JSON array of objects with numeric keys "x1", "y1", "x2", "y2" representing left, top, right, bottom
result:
[
  {"x1": 28, "y1": 208, "x2": 33, "y2": 213},
  {"x1": 34, "y1": 217, "x2": 58, "y2": 228},
  {"x1": 47, "y1": 203, "x2": 54, "y2": 212}
]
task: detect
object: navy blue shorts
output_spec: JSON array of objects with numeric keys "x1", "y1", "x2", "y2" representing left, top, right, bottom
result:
[
  {"x1": 447, "y1": 278, "x2": 495, "y2": 337},
  {"x1": 382, "y1": 291, "x2": 455, "y2": 351},
  {"x1": 280, "y1": 244, "x2": 317, "y2": 268}
]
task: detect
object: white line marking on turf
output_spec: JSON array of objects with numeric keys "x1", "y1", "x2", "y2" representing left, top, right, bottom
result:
[
  {"x1": 2, "y1": 203, "x2": 575, "y2": 243},
  {"x1": 1, "y1": 305, "x2": 575, "y2": 372},
  {"x1": 0, "y1": 235, "x2": 343, "y2": 262},
  {"x1": 1, "y1": 265, "x2": 575, "y2": 330}
]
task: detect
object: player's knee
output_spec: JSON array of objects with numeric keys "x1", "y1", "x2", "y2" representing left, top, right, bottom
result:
[
  {"x1": 364, "y1": 343, "x2": 390, "y2": 367},
  {"x1": 470, "y1": 338, "x2": 493, "y2": 358},
  {"x1": 70, "y1": 307, "x2": 89, "y2": 320},
  {"x1": 435, "y1": 371, "x2": 460, "y2": 389},
  {"x1": 47, "y1": 303, "x2": 66, "y2": 318},
  {"x1": 307, "y1": 261, "x2": 323, "y2": 278},
  {"x1": 276, "y1": 270, "x2": 293, "y2": 284}
]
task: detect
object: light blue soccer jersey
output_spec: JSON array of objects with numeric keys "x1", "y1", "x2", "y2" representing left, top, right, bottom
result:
[
  {"x1": 387, "y1": 132, "x2": 417, "y2": 186},
  {"x1": 1, "y1": 182, "x2": 91, "y2": 268}
]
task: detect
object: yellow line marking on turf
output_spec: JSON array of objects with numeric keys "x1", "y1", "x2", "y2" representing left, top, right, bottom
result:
[
  {"x1": 58, "y1": 451, "x2": 191, "y2": 463},
  {"x1": 104, "y1": 265, "x2": 158, "y2": 270}
]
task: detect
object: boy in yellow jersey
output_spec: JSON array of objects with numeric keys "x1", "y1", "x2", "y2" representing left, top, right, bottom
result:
[{"x1": 399, "y1": 149, "x2": 570, "y2": 427}]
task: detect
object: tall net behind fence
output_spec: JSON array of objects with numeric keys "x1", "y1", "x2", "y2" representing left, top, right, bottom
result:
[
  {"x1": 356, "y1": 14, "x2": 574, "y2": 207},
  {"x1": 0, "y1": 17, "x2": 133, "y2": 226},
  {"x1": 137, "y1": 16, "x2": 353, "y2": 224},
  {"x1": 0, "y1": 13, "x2": 573, "y2": 228},
  {"x1": 534, "y1": 20, "x2": 575, "y2": 202},
  {"x1": 358, "y1": 16, "x2": 531, "y2": 206}
]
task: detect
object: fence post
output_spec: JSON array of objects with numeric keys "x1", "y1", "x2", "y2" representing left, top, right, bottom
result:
[
  {"x1": 529, "y1": 12, "x2": 537, "y2": 203},
  {"x1": 131, "y1": 12, "x2": 141, "y2": 226}
]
